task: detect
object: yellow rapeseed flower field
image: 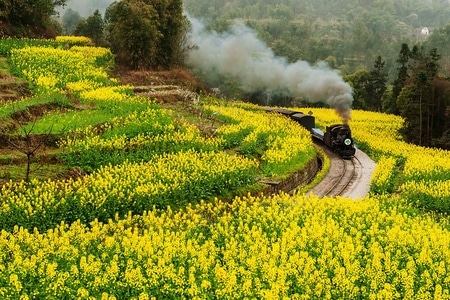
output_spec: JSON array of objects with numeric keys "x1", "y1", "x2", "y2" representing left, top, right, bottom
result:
[
  {"x1": 307, "y1": 108, "x2": 450, "y2": 208},
  {"x1": 207, "y1": 102, "x2": 315, "y2": 176},
  {"x1": 55, "y1": 36, "x2": 94, "y2": 46},
  {"x1": 9, "y1": 46, "x2": 114, "y2": 93},
  {"x1": 2, "y1": 37, "x2": 450, "y2": 298},
  {"x1": 1, "y1": 193, "x2": 450, "y2": 298},
  {"x1": 0, "y1": 150, "x2": 258, "y2": 230}
]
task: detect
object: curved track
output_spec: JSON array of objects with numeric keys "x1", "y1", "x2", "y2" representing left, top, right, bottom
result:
[{"x1": 306, "y1": 143, "x2": 374, "y2": 199}]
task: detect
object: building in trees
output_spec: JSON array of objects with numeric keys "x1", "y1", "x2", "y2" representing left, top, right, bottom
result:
[{"x1": 421, "y1": 27, "x2": 430, "y2": 36}]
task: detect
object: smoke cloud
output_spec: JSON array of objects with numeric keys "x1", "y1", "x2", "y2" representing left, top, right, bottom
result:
[{"x1": 186, "y1": 17, "x2": 353, "y2": 121}]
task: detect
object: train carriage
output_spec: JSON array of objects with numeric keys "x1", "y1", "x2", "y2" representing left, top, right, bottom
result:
[{"x1": 264, "y1": 107, "x2": 356, "y2": 158}]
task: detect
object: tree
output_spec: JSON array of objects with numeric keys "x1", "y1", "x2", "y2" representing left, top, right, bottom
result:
[
  {"x1": 350, "y1": 17, "x2": 371, "y2": 63},
  {"x1": 397, "y1": 85, "x2": 420, "y2": 144},
  {"x1": 105, "y1": 1, "x2": 160, "y2": 69},
  {"x1": 61, "y1": 8, "x2": 83, "y2": 35},
  {"x1": 344, "y1": 58, "x2": 387, "y2": 112},
  {"x1": 268, "y1": 4, "x2": 293, "y2": 21},
  {"x1": 105, "y1": 0, "x2": 186, "y2": 70},
  {"x1": 6, "y1": 109, "x2": 54, "y2": 183},
  {"x1": 366, "y1": 56, "x2": 388, "y2": 111},
  {"x1": 386, "y1": 43, "x2": 410, "y2": 114},
  {"x1": 0, "y1": 0, "x2": 67, "y2": 38},
  {"x1": 424, "y1": 24, "x2": 450, "y2": 76},
  {"x1": 155, "y1": 0, "x2": 185, "y2": 67},
  {"x1": 172, "y1": 16, "x2": 197, "y2": 67},
  {"x1": 398, "y1": 45, "x2": 442, "y2": 146},
  {"x1": 344, "y1": 69, "x2": 370, "y2": 110},
  {"x1": 429, "y1": 77, "x2": 450, "y2": 150},
  {"x1": 74, "y1": 10, "x2": 105, "y2": 46}
]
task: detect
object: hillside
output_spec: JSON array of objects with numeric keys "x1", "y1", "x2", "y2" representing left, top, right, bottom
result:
[
  {"x1": 0, "y1": 54, "x2": 318, "y2": 198},
  {"x1": 0, "y1": 57, "x2": 30, "y2": 102},
  {"x1": 1, "y1": 38, "x2": 450, "y2": 299},
  {"x1": 0, "y1": 65, "x2": 208, "y2": 184},
  {"x1": 184, "y1": 0, "x2": 450, "y2": 79},
  {"x1": 114, "y1": 67, "x2": 206, "y2": 102}
]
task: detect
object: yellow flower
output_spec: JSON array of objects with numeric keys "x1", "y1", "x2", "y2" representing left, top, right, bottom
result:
[{"x1": 9, "y1": 274, "x2": 22, "y2": 292}]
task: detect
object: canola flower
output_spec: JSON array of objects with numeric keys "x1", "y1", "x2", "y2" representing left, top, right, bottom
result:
[
  {"x1": 58, "y1": 103, "x2": 223, "y2": 170},
  {"x1": 1, "y1": 193, "x2": 450, "y2": 299},
  {"x1": 0, "y1": 150, "x2": 258, "y2": 231},
  {"x1": 55, "y1": 36, "x2": 94, "y2": 46},
  {"x1": 370, "y1": 156, "x2": 398, "y2": 194},
  {"x1": 400, "y1": 180, "x2": 450, "y2": 213},
  {"x1": 0, "y1": 37, "x2": 66, "y2": 55},
  {"x1": 206, "y1": 102, "x2": 315, "y2": 177},
  {"x1": 11, "y1": 90, "x2": 153, "y2": 136},
  {"x1": 62, "y1": 121, "x2": 219, "y2": 153},
  {"x1": 69, "y1": 46, "x2": 115, "y2": 69},
  {"x1": 78, "y1": 85, "x2": 138, "y2": 104},
  {"x1": 65, "y1": 80, "x2": 105, "y2": 93},
  {"x1": 307, "y1": 108, "x2": 450, "y2": 210},
  {"x1": 59, "y1": 98, "x2": 314, "y2": 176},
  {"x1": 8, "y1": 46, "x2": 114, "y2": 93}
]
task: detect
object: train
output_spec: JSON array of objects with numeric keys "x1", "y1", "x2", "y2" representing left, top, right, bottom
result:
[{"x1": 264, "y1": 108, "x2": 356, "y2": 159}]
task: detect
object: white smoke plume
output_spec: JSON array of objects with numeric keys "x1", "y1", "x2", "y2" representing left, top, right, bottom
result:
[{"x1": 186, "y1": 17, "x2": 353, "y2": 121}]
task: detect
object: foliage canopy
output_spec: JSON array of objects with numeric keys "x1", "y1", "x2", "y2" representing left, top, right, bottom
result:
[
  {"x1": 0, "y1": 0, "x2": 67, "y2": 37},
  {"x1": 104, "y1": 0, "x2": 185, "y2": 70}
]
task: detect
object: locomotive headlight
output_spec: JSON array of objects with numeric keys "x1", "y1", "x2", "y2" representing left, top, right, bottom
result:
[{"x1": 344, "y1": 138, "x2": 352, "y2": 146}]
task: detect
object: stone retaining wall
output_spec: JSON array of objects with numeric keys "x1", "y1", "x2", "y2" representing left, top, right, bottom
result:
[{"x1": 260, "y1": 156, "x2": 321, "y2": 196}]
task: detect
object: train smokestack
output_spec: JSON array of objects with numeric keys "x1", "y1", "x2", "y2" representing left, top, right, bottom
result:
[{"x1": 186, "y1": 17, "x2": 353, "y2": 117}]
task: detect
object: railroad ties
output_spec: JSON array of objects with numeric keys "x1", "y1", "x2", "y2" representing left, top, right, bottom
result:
[{"x1": 305, "y1": 144, "x2": 373, "y2": 199}]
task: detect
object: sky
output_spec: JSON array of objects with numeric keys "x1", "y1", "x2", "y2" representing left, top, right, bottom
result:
[{"x1": 56, "y1": 0, "x2": 116, "y2": 18}]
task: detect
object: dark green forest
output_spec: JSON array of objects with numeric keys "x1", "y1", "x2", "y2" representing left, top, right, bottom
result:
[{"x1": 183, "y1": 0, "x2": 450, "y2": 77}]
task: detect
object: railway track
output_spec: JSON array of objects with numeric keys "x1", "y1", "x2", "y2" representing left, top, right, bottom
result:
[
  {"x1": 305, "y1": 143, "x2": 370, "y2": 198},
  {"x1": 321, "y1": 156, "x2": 360, "y2": 197}
]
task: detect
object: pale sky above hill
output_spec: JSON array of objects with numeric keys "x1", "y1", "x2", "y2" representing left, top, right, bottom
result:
[{"x1": 57, "y1": 0, "x2": 115, "y2": 18}]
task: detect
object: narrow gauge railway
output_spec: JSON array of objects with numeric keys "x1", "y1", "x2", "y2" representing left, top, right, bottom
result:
[
  {"x1": 305, "y1": 145, "x2": 363, "y2": 197},
  {"x1": 264, "y1": 107, "x2": 369, "y2": 198},
  {"x1": 264, "y1": 107, "x2": 356, "y2": 158}
]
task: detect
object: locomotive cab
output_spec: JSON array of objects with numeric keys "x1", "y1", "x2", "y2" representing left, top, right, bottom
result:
[{"x1": 324, "y1": 124, "x2": 356, "y2": 158}]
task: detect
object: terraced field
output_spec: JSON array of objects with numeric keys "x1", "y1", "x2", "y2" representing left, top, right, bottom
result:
[{"x1": 1, "y1": 36, "x2": 450, "y2": 299}]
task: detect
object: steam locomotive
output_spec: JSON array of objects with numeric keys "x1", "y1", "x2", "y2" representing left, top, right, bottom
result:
[{"x1": 264, "y1": 108, "x2": 356, "y2": 158}]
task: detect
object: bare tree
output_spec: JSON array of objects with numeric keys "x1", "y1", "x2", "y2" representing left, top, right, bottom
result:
[{"x1": 7, "y1": 114, "x2": 53, "y2": 183}]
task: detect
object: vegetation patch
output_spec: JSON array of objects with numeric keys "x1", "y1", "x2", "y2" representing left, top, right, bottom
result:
[{"x1": 2, "y1": 34, "x2": 450, "y2": 299}]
